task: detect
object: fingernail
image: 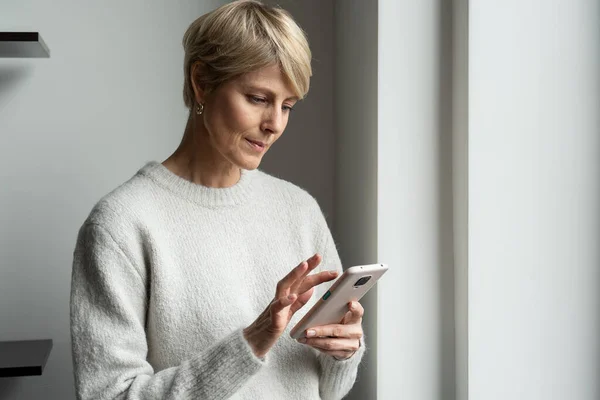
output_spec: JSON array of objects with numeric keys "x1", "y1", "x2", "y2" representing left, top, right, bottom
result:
[
  {"x1": 298, "y1": 338, "x2": 307, "y2": 344},
  {"x1": 306, "y1": 329, "x2": 316, "y2": 337},
  {"x1": 330, "y1": 271, "x2": 338, "y2": 276}
]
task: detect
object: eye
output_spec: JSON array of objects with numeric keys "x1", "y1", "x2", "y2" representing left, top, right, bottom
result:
[
  {"x1": 248, "y1": 95, "x2": 267, "y2": 104},
  {"x1": 282, "y1": 104, "x2": 295, "y2": 112}
]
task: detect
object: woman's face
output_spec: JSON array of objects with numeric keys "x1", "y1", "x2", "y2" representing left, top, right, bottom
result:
[{"x1": 199, "y1": 64, "x2": 299, "y2": 171}]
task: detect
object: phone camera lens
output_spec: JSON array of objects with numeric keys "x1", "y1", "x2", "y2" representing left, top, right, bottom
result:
[{"x1": 354, "y1": 276, "x2": 372, "y2": 287}]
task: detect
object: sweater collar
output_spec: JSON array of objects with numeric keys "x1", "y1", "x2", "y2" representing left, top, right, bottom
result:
[{"x1": 138, "y1": 161, "x2": 259, "y2": 207}]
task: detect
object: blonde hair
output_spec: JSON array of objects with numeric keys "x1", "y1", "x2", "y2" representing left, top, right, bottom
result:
[{"x1": 182, "y1": 0, "x2": 312, "y2": 109}]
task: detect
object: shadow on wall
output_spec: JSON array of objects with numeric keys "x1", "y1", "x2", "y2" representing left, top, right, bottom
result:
[
  {"x1": 0, "y1": 65, "x2": 33, "y2": 112},
  {"x1": 0, "y1": 379, "x2": 20, "y2": 400}
]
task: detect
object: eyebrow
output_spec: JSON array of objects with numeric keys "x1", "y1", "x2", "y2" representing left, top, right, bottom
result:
[{"x1": 243, "y1": 85, "x2": 299, "y2": 102}]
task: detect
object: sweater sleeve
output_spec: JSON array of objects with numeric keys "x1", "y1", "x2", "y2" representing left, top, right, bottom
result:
[
  {"x1": 70, "y1": 222, "x2": 265, "y2": 400},
  {"x1": 313, "y1": 208, "x2": 366, "y2": 400}
]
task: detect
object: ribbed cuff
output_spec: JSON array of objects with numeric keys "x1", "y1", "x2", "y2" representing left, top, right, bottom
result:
[
  {"x1": 183, "y1": 328, "x2": 266, "y2": 399},
  {"x1": 318, "y1": 336, "x2": 365, "y2": 400}
]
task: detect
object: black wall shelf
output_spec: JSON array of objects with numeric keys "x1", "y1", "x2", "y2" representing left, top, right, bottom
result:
[
  {"x1": 0, "y1": 32, "x2": 50, "y2": 58},
  {"x1": 0, "y1": 339, "x2": 53, "y2": 378}
]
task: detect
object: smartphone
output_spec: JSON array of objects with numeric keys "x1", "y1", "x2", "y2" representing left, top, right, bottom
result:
[{"x1": 290, "y1": 263, "x2": 388, "y2": 339}]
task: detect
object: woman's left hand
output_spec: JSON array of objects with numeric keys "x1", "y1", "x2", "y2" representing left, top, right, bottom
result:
[{"x1": 296, "y1": 301, "x2": 364, "y2": 360}]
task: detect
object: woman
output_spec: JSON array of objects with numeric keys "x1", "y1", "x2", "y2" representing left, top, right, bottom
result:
[{"x1": 70, "y1": 1, "x2": 365, "y2": 399}]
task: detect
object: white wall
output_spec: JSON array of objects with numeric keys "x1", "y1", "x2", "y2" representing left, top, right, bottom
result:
[
  {"x1": 469, "y1": 1, "x2": 600, "y2": 399},
  {"x1": 0, "y1": 1, "x2": 335, "y2": 398},
  {"x1": 378, "y1": 0, "x2": 456, "y2": 399},
  {"x1": 0, "y1": 1, "x2": 226, "y2": 397},
  {"x1": 333, "y1": 1, "x2": 378, "y2": 399}
]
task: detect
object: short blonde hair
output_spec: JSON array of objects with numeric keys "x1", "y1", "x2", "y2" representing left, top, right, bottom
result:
[{"x1": 182, "y1": 0, "x2": 312, "y2": 109}]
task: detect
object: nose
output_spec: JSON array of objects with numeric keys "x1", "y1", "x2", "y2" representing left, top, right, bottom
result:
[{"x1": 260, "y1": 107, "x2": 285, "y2": 135}]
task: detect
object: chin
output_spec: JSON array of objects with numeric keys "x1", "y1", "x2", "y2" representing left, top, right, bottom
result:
[
  {"x1": 229, "y1": 145, "x2": 268, "y2": 170},
  {"x1": 235, "y1": 156, "x2": 263, "y2": 171}
]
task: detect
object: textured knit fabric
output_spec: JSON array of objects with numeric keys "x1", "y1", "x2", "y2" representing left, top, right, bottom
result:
[{"x1": 70, "y1": 161, "x2": 365, "y2": 400}]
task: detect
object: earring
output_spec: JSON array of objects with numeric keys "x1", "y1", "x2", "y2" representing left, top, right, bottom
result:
[{"x1": 196, "y1": 103, "x2": 204, "y2": 115}]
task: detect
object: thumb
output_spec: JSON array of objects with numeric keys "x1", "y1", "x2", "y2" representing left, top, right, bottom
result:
[{"x1": 271, "y1": 293, "x2": 297, "y2": 315}]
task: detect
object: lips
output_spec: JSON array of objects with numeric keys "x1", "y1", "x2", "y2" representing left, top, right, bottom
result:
[{"x1": 246, "y1": 138, "x2": 266, "y2": 147}]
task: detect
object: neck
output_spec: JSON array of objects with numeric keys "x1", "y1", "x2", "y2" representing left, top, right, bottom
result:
[{"x1": 163, "y1": 114, "x2": 241, "y2": 188}]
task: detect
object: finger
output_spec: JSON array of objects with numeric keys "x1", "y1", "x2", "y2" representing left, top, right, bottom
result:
[
  {"x1": 290, "y1": 287, "x2": 314, "y2": 314},
  {"x1": 276, "y1": 261, "x2": 308, "y2": 297},
  {"x1": 304, "y1": 324, "x2": 363, "y2": 339},
  {"x1": 340, "y1": 310, "x2": 353, "y2": 324},
  {"x1": 330, "y1": 351, "x2": 355, "y2": 360},
  {"x1": 290, "y1": 254, "x2": 322, "y2": 293},
  {"x1": 307, "y1": 348, "x2": 354, "y2": 359},
  {"x1": 297, "y1": 270, "x2": 338, "y2": 294},
  {"x1": 298, "y1": 337, "x2": 361, "y2": 353},
  {"x1": 343, "y1": 301, "x2": 364, "y2": 325}
]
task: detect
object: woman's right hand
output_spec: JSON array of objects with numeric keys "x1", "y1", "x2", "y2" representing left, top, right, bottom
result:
[{"x1": 243, "y1": 253, "x2": 338, "y2": 358}]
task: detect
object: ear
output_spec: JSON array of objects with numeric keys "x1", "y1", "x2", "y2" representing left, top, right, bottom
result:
[{"x1": 190, "y1": 61, "x2": 207, "y2": 105}]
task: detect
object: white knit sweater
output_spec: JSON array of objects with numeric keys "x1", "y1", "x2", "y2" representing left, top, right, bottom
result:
[{"x1": 70, "y1": 161, "x2": 364, "y2": 400}]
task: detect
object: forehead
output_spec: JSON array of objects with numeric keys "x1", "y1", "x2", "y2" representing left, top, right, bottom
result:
[{"x1": 235, "y1": 64, "x2": 298, "y2": 100}]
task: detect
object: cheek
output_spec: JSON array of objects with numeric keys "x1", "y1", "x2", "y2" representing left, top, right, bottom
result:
[{"x1": 210, "y1": 97, "x2": 258, "y2": 141}]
